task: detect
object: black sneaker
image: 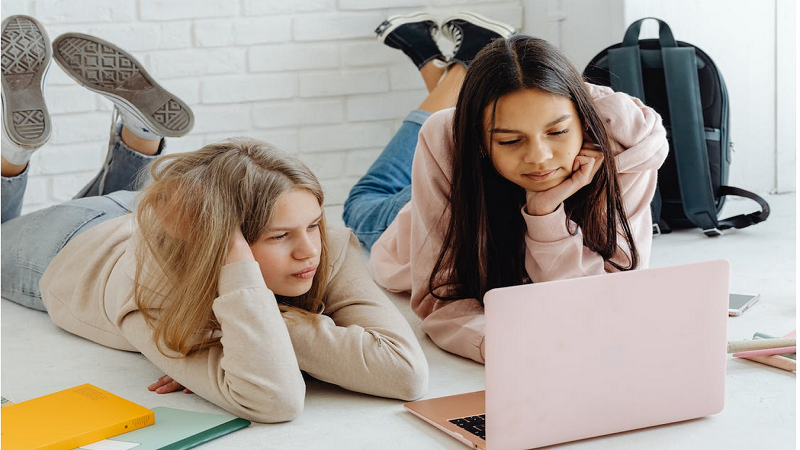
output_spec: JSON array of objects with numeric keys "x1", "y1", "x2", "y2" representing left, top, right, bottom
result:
[
  {"x1": 375, "y1": 12, "x2": 444, "y2": 69},
  {"x1": 1, "y1": 15, "x2": 52, "y2": 152},
  {"x1": 52, "y1": 32, "x2": 194, "y2": 138},
  {"x1": 442, "y1": 12, "x2": 515, "y2": 67}
]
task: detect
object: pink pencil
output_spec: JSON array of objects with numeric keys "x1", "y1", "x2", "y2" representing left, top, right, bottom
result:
[{"x1": 733, "y1": 346, "x2": 797, "y2": 358}]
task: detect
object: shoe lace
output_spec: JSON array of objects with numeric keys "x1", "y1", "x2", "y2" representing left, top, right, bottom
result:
[{"x1": 444, "y1": 23, "x2": 463, "y2": 56}]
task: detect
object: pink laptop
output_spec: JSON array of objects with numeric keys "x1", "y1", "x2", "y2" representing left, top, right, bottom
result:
[{"x1": 405, "y1": 260, "x2": 729, "y2": 449}]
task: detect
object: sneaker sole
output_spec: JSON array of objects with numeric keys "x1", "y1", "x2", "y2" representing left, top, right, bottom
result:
[
  {"x1": 441, "y1": 12, "x2": 516, "y2": 41},
  {"x1": 1, "y1": 15, "x2": 52, "y2": 148},
  {"x1": 375, "y1": 12, "x2": 439, "y2": 43},
  {"x1": 52, "y1": 32, "x2": 194, "y2": 138}
]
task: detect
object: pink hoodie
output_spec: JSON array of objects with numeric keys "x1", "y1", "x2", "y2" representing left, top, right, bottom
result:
[{"x1": 368, "y1": 84, "x2": 668, "y2": 363}]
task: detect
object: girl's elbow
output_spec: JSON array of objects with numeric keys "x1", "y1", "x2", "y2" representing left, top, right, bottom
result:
[
  {"x1": 237, "y1": 379, "x2": 306, "y2": 423},
  {"x1": 397, "y1": 359, "x2": 429, "y2": 401}
]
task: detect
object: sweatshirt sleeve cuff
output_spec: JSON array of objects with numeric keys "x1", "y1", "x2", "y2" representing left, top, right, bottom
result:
[
  {"x1": 521, "y1": 203, "x2": 573, "y2": 242},
  {"x1": 218, "y1": 260, "x2": 267, "y2": 296}
]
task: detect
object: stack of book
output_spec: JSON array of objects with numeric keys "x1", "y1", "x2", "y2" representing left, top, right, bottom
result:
[{"x1": 1, "y1": 384, "x2": 250, "y2": 450}]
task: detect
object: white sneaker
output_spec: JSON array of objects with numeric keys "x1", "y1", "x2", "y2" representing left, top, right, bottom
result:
[{"x1": 1, "y1": 15, "x2": 52, "y2": 163}]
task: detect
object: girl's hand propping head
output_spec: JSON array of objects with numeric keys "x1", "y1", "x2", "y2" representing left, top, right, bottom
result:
[
  {"x1": 524, "y1": 133, "x2": 604, "y2": 216},
  {"x1": 226, "y1": 226, "x2": 256, "y2": 264}
]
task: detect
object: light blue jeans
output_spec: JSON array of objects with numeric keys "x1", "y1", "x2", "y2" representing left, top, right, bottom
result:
[
  {"x1": 1, "y1": 125, "x2": 162, "y2": 311},
  {"x1": 343, "y1": 109, "x2": 431, "y2": 249}
]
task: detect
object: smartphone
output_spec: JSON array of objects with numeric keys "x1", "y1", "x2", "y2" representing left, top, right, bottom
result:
[{"x1": 729, "y1": 293, "x2": 760, "y2": 316}]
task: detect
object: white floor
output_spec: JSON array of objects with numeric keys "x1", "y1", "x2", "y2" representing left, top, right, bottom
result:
[{"x1": 2, "y1": 194, "x2": 795, "y2": 450}]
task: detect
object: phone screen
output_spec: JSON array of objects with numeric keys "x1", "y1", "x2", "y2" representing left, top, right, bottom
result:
[{"x1": 729, "y1": 293, "x2": 760, "y2": 316}]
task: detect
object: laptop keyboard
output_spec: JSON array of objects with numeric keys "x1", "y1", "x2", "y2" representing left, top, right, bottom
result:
[{"x1": 449, "y1": 414, "x2": 486, "y2": 440}]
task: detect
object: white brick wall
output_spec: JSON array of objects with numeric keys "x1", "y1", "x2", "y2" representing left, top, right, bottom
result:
[{"x1": 2, "y1": 0, "x2": 524, "y2": 216}]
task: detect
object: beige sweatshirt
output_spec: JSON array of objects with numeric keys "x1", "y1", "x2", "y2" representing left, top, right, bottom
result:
[
  {"x1": 39, "y1": 215, "x2": 428, "y2": 423},
  {"x1": 368, "y1": 83, "x2": 669, "y2": 364}
]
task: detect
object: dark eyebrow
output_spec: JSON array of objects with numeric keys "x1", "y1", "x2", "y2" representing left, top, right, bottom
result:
[
  {"x1": 490, "y1": 114, "x2": 572, "y2": 133},
  {"x1": 265, "y1": 212, "x2": 323, "y2": 232}
]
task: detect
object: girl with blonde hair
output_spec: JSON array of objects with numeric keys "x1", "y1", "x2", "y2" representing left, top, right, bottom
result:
[{"x1": 1, "y1": 21, "x2": 427, "y2": 423}]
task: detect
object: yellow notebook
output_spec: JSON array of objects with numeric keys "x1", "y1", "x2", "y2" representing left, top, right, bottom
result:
[{"x1": 1, "y1": 384, "x2": 154, "y2": 450}]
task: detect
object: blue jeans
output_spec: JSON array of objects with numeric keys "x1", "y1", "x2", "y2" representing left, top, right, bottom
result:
[
  {"x1": 1, "y1": 125, "x2": 162, "y2": 311},
  {"x1": 343, "y1": 109, "x2": 430, "y2": 249}
]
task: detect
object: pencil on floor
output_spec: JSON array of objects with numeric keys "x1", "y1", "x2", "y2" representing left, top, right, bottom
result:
[
  {"x1": 742, "y1": 354, "x2": 796, "y2": 372},
  {"x1": 727, "y1": 337, "x2": 796, "y2": 353},
  {"x1": 732, "y1": 346, "x2": 796, "y2": 358}
]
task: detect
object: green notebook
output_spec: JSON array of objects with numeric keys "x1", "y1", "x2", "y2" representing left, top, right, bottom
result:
[{"x1": 79, "y1": 407, "x2": 250, "y2": 450}]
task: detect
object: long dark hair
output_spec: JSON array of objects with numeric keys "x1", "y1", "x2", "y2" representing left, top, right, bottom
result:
[{"x1": 429, "y1": 35, "x2": 639, "y2": 304}]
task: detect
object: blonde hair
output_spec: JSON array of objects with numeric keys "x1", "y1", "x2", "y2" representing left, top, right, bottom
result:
[{"x1": 134, "y1": 139, "x2": 330, "y2": 357}]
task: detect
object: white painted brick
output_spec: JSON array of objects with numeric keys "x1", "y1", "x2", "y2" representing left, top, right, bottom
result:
[
  {"x1": 299, "y1": 69, "x2": 389, "y2": 98},
  {"x1": 243, "y1": 0, "x2": 335, "y2": 15},
  {"x1": 249, "y1": 43, "x2": 340, "y2": 72},
  {"x1": 200, "y1": 74, "x2": 297, "y2": 104},
  {"x1": 200, "y1": 130, "x2": 299, "y2": 154},
  {"x1": 140, "y1": 0, "x2": 237, "y2": 21},
  {"x1": 298, "y1": 152, "x2": 347, "y2": 180},
  {"x1": 193, "y1": 21, "x2": 235, "y2": 47},
  {"x1": 194, "y1": 17, "x2": 291, "y2": 47},
  {"x1": 193, "y1": 105, "x2": 252, "y2": 134},
  {"x1": 324, "y1": 204, "x2": 345, "y2": 227},
  {"x1": 345, "y1": 90, "x2": 427, "y2": 122},
  {"x1": 160, "y1": 78, "x2": 201, "y2": 106},
  {"x1": 339, "y1": 0, "x2": 426, "y2": 10},
  {"x1": 432, "y1": 0, "x2": 512, "y2": 5},
  {"x1": 252, "y1": 99, "x2": 344, "y2": 129},
  {"x1": 51, "y1": 172, "x2": 97, "y2": 201},
  {"x1": 43, "y1": 64, "x2": 76, "y2": 87},
  {"x1": 32, "y1": 144, "x2": 105, "y2": 175},
  {"x1": 50, "y1": 113, "x2": 111, "y2": 145},
  {"x1": 341, "y1": 42, "x2": 408, "y2": 67},
  {"x1": 389, "y1": 63, "x2": 427, "y2": 90},
  {"x1": 293, "y1": 13, "x2": 385, "y2": 41},
  {"x1": 1, "y1": 0, "x2": 30, "y2": 16},
  {"x1": 299, "y1": 122, "x2": 393, "y2": 153},
  {"x1": 162, "y1": 135, "x2": 206, "y2": 155},
  {"x1": 434, "y1": 4, "x2": 524, "y2": 30},
  {"x1": 20, "y1": 176, "x2": 49, "y2": 206},
  {"x1": 45, "y1": 86, "x2": 98, "y2": 115},
  {"x1": 147, "y1": 49, "x2": 247, "y2": 79},
  {"x1": 246, "y1": 129, "x2": 300, "y2": 153},
  {"x1": 320, "y1": 178, "x2": 358, "y2": 205},
  {"x1": 346, "y1": 148, "x2": 382, "y2": 176},
  {"x1": 35, "y1": 0, "x2": 135, "y2": 23},
  {"x1": 43, "y1": 22, "x2": 192, "y2": 52}
]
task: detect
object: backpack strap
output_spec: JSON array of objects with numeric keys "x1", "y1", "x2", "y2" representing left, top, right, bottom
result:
[
  {"x1": 610, "y1": 18, "x2": 722, "y2": 237},
  {"x1": 716, "y1": 186, "x2": 771, "y2": 230},
  {"x1": 662, "y1": 45, "x2": 722, "y2": 236}
]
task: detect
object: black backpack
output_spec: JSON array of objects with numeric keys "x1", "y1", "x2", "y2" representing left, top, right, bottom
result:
[{"x1": 583, "y1": 18, "x2": 770, "y2": 237}]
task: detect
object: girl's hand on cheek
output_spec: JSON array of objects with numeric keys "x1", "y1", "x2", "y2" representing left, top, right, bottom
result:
[
  {"x1": 525, "y1": 137, "x2": 604, "y2": 216},
  {"x1": 226, "y1": 227, "x2": 256, "y2": 264}
]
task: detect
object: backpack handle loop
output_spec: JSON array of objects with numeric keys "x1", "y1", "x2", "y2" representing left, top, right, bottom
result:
[{"x1": 622, "y1": 17, "x2": 678, "y2": 48}]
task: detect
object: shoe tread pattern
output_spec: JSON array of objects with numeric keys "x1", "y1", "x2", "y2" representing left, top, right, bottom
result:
[
  {"x1": 1, "y1": 17, "x2": 47, "y2": 76},
  {"x1": 55, "y1": 37, "x2": 145, "y2": 90},
  {"x1": 55, "y1": 35, "x2": 192, "y2": 136},
  {"x1": 2, "y1": 17, "x2": 48, "y2": 141},
  {"x1": 153, "y1": 98, "x2": 191, "y2": 133}
]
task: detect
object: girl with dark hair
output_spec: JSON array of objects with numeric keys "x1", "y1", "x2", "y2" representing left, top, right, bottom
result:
[{"x1": 344, "y1": 13, "x2": 668, "y2": 363}]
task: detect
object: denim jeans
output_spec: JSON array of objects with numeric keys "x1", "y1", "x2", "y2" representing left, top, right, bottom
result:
[
  {"x1": 343, "y1": 109, "x2": 431, "y2": 249},
  {"x1": 1, "y1": 124, "x2": 161, "y2": 311}
]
